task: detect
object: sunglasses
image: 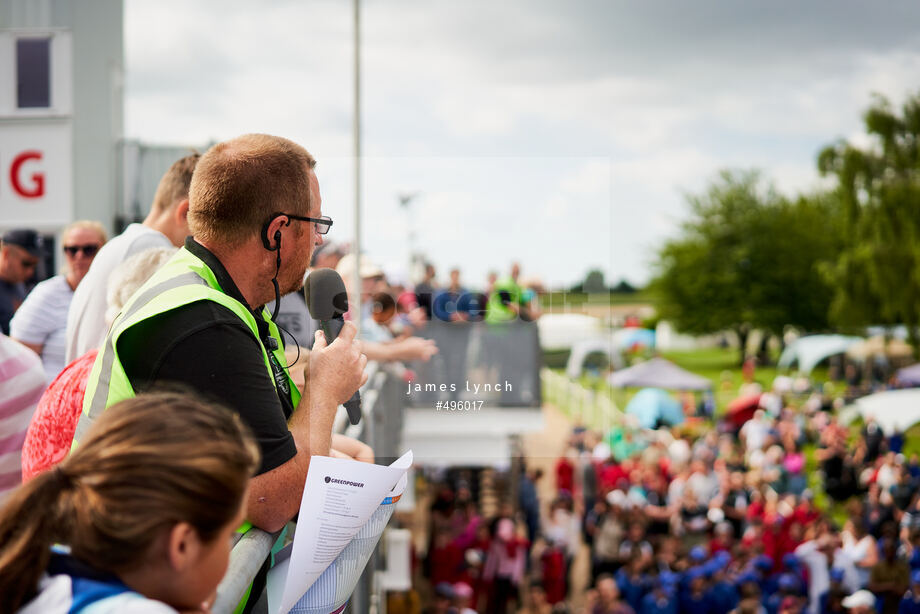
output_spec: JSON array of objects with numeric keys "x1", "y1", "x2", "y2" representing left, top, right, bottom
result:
[{"x1": 63, "y1": 244, "x2": 100, "y2": 257}]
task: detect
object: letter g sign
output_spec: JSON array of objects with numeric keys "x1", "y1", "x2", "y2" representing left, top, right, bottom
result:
[{"x1": 10, "y1": 151, "x2": 45, "y2": 198}]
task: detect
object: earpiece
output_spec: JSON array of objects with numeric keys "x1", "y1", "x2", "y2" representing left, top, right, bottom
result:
[
  {"x1": 264, "y1": 213, "x2": 290, "y2": 324},
  {"x1": 261, "y1": 214, "x2": 290, "y2": 251}
]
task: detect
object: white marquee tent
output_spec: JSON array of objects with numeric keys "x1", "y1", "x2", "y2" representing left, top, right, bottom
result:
[
  {"x1": 777, "y1": 335, "x2": 863, "y2": 375},
  {"x1": 853, "y1": 389, "x2": 920, "y2": 435}
]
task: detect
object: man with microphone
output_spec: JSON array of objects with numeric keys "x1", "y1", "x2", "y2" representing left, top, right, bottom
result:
[{"x1": 76, "y1": 134, "x2": 367, "y2": 533}]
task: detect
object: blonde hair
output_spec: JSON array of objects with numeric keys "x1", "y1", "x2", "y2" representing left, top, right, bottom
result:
[
  {"x1": 0, "y1": 392, "x2": 260, "y2": 612},
  {"x1": 188, "y1": 134, "x2": 316, "y2": 246},
  {"x1": 62, "y1": 220, "x2": 108, "y2": 246},
  {"x1": 151, "y1": 153, "x2": 200, "y2": 215}
]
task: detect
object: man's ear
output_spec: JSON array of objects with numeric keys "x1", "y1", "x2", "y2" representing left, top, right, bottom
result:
[
  {"x1": 175, "y1": 198, "x2": 190, "y2": 224},
  {"x1": 166, "y1": 521, "x2": 201, "y2": 572}
]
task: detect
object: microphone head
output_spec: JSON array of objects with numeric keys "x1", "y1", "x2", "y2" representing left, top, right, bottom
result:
[{"x1": 304, "y1": 268, "x2": 350, "y2": 320}]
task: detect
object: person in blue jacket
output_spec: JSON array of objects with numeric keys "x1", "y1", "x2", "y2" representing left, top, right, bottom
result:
[
  {"x1": 680, "y1": 567, "x2": 713, "y2": 614},
  {"x1": 752, "y1": 555, "x2": 776, "y2": 596},
  {"x1": 781, "y1": 554, "x2": 808, "y2": 598},
  {"x1": 617, "y1": 554, "x2": 650, "y2": 612},
  {"x1": 899, "y1": 570, "x2": 920, "y2": 614},
  {"x1": 765, "y1": 574, "x2": 804, "y2": 614},
  {"x1": 705, "y1": 560, "x2": 739, "y2": 614},
  {"x1": 642, "y1": 573, "x2": 679, "y2": 614}
]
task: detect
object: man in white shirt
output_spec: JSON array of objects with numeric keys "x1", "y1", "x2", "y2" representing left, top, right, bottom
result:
[
  {"x1": 11, "y1": 221, "x2": 107, "y2": 380},
  {"x1": 740, "y1": 409, "x2": 772, "y2": 455},
  {"x1": 64, "y1": 154, "x2": 199, "y2": 362},
  {"x1": 795, "y1": 533, "x2": 860, "y2": 614}
]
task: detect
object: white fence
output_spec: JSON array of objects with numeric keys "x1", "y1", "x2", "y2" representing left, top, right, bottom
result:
[{"x1": 541, "y1": 368, "x2": 622, "y2": 433}]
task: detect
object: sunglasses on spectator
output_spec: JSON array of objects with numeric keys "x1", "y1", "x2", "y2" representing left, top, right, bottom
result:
[{"x1": 63, "y1": 244, "x2": 100, "y2": 257}]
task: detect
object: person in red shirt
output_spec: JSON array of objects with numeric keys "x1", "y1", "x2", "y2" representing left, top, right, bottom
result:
[
  {"x1": 555, "y1": 452, "x2": 575, "y2": 496},
  {"x1": 792, "y1": 491, "x2": 820, "y2": 526}
]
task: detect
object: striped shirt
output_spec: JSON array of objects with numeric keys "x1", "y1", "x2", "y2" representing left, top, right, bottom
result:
[
  {"x1": 10, "y1": 275, "x2": 73, "y2": 382},
  {"x1": 0, "y1": 335, "x2": 46, "y2": 502}
]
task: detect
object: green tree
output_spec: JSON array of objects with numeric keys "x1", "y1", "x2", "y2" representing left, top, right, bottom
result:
[
  {"x1": 651, "y1": 170, "x2": 839, "y2": 365},
  {"x1": 817, "y1": 92, "x2": 920, "y2": 350},
  {"x1": 583, "y1": 269, "x2": 607, "y2": 294}
]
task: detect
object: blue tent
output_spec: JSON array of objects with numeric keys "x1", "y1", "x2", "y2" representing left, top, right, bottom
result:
[{"x1": 625, "y1": 388, "x2": 684, "y2": 429}]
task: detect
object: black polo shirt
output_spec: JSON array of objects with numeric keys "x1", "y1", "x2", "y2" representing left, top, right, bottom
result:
[{"x1": 118, "y1": 238, "x2": 297, "y2": 475}]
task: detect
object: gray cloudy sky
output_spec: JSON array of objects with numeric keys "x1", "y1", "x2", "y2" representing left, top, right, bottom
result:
[{"x1": 124, "y1": 0, "x2": 920, "y2": 289}]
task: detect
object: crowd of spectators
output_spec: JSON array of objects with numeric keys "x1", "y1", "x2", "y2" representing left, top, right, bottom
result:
[{"x1": 411, "y1": 372, "x2": 920, "y2": 614}]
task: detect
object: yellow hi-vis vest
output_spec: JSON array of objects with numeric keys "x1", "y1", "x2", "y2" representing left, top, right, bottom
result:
[{"x1": 76, "y1": 246, "x2": 301, "y2": 446}]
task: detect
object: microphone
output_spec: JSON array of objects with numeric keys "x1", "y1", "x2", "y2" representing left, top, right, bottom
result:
[{"x1": 304, "y1": 268, "x2": 362, "y2": 425}]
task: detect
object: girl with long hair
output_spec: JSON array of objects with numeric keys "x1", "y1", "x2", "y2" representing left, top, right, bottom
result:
[{"x1": 0, "y1": 391, "x2": 260, "y2": 613}]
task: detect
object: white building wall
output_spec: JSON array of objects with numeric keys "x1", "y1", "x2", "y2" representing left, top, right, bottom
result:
[{"x1": 0, "y1": 0, "x2": 122, "y2": 273}]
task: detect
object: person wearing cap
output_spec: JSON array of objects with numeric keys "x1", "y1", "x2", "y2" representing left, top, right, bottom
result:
[
  {"x1": 10, "y1": 221, "x2": 107, "y2": 381},
  {"x1": 64, "y1": 153, "x2": 199, "y2": 363},
  {"x1": 0, "y1": 228, "x2": 44, "y2": 335},
  {"x1": 705, "y1": 558, "x2": 740, "y2": 614},
  {"x1": 679, "y1": 566, "x2": 713, "y2": 614},
  {"x1": 76, "y1": 135, "x2": 367, "y2": 539},
  {"x1": 897, "y1": 569, "x2": 920, "y2": 614},
  {"x1": 766, "y1": 574, "x2": 805, "y2": 614},
  {"x1": 429, "y1": 581, "x2": 457, "y2": 614},
  {"x1": 641, "y1": 573, "x2": 678, "y2": 614},
  {"x1": 734, "y1": 571, "x2": 762, "y2": 596},
  {"x1": 337, "y1": 252, "x2": 390, "y2": 342},
  {"x1": 782, "y1": 554, "x2": 808, "y2": 597},
  {"x1": 818, "y1": 568, "x2": 849, "y2": 614},
  {"x1": 840, "y1": 590, "x2": 876, "y2": 614}
]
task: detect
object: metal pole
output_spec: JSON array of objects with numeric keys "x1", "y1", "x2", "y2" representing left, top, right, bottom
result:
[
  {"x1": 347, "y1": 4, "x2": 366, "y2": 612},
  {"x1": 398, "y1": 193, "x2": 417, "y2": 283},
  {"x1": 352, "y1": 0, "x2": 362, "y2": 331}
]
